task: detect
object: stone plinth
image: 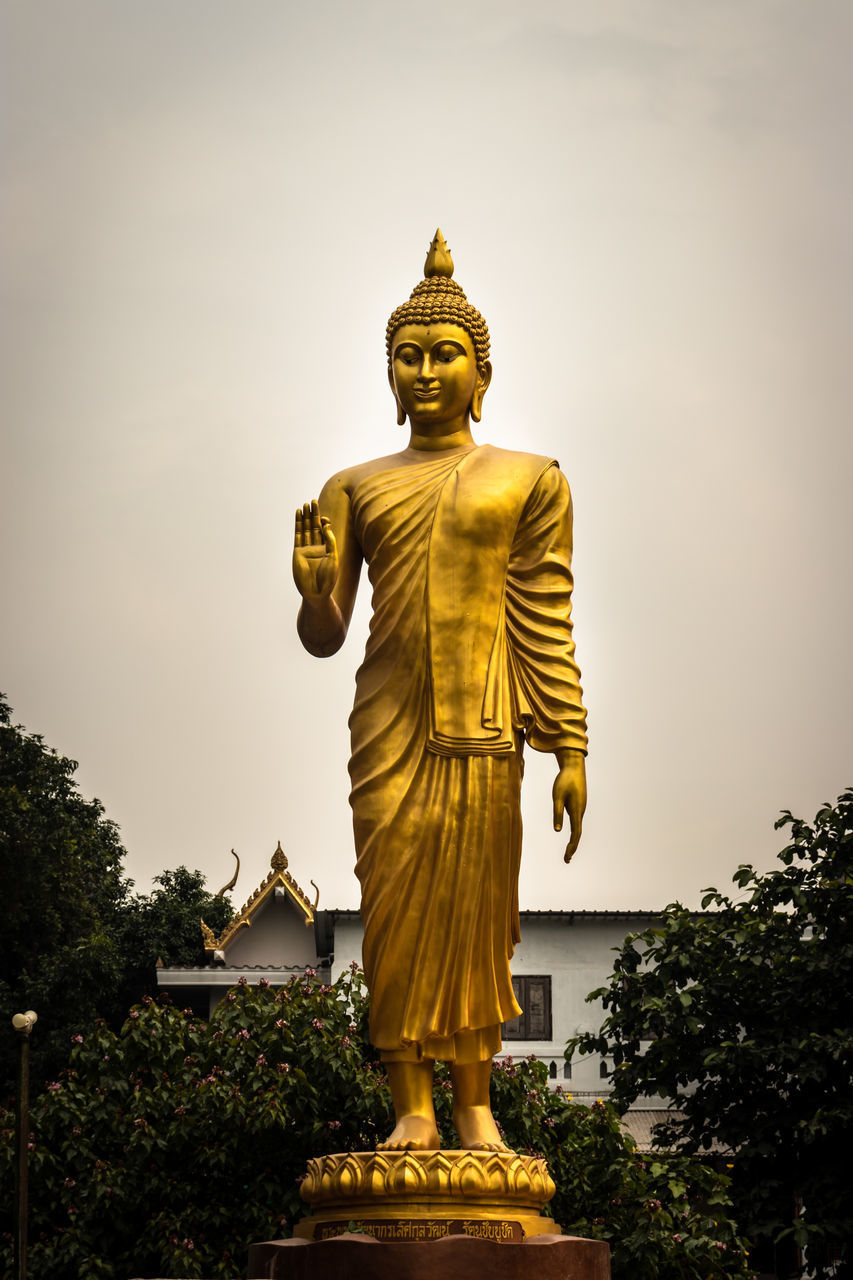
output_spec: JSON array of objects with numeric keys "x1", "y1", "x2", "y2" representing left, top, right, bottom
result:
[{"x1": 248, "y1": 1231, "x2": 611, "y2": 1279}]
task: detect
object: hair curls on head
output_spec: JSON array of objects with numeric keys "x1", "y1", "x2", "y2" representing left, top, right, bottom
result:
[{"x1": 386, "y1": 231, "x2": 491, "y2": 375}]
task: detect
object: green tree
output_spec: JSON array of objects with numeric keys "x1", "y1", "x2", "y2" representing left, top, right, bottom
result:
[
  {"x1": 0, "y1": 695, "x2": 232, "y2": 1096},
  {"x1": 568, "y1": 790, "x2": 853, "y2": 1277},
  {"x1": 115, "y1": 866, "x2": 233, "y2": 1011},
  {"x1": 0, "y1": 970, "x2": 750, "y2": 1280},
  {"x1": 0, "y1": 694, "x2": 129, "y2": 1101}
]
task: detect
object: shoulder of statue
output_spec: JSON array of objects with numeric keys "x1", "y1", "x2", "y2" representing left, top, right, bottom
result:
[
  {"x1": 475, "y1": 444, "x2": 559, "y2": 483},
  {"x1": 478, "y1": 442, "x2": 556, "y2": 465},
  {"x1": 323, "y1": 451, "x2": 410, "y2": 498}
]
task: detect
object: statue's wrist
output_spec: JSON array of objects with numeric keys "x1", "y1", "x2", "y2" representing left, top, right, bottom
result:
[
  {"x1": 555, "y1": 746, "x2": 585, "y2": 769},
  {"x1": 300, "y1": 590, "x2": 337, "y2": 613}
]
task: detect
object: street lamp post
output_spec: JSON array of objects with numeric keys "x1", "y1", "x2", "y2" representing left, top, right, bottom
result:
[{"x1": 12, "y1": 1011, "x2": 37, "y2": 1280}]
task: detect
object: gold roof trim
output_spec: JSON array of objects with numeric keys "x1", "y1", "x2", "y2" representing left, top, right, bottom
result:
[{"x1": 201, "y1": 841, "x2": 317, "y2": 955}]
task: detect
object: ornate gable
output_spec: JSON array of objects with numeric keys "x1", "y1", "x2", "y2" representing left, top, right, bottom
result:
[{"x1": 200, "y1": 842, "x2": 318, "y2": 957}]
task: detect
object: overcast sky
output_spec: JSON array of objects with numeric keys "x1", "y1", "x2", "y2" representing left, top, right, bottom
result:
[{"x1": 2, "y1": 1, "x2": 851, "y2": 917}]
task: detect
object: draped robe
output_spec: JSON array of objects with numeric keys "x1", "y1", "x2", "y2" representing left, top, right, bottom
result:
[{"x1": 345, "y1": 443, "x2": 587, "y2": 1061}]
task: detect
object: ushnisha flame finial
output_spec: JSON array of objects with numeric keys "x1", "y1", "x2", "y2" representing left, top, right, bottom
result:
[{"x1": 424, "y1": 228, "x2": 454, "y2": 280}]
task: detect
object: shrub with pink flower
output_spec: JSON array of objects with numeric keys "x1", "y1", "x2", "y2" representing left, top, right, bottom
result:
[{"x1": 0, "y1": 965, "x2": 749, "y2": 1280}]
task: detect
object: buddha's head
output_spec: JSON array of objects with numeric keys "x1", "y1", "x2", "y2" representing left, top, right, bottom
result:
[{"x1": 386, "y1": 231, "x2": 492, "y2": 426}]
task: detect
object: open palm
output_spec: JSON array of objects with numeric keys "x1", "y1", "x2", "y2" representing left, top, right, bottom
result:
[{"x1": 293, "y1": 500, "x2": 338, "y2": 601}]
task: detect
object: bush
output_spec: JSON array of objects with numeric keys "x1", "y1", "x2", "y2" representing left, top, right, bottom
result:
[{"x1": 0, "y1": 968, "x2": 750, "y2": 1280}]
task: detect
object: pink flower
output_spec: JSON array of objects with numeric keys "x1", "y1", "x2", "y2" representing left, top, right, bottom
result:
[
  {"x1": 311, "y1": 1018, "x2": 324, "y2": 1030},
  {"x1": 64, "y1": 1178, "x2": 76, "y2": 1189},
  {"x1": 256, "y1": 1054, "x2": 267, "y2": 1066},
  {"x1": 258, "y1": 977, "x2": 271, "y2": 988},
  {"x1": 129, "y1": 1011, "x2": 140, "y2": 1020},
  {"x1": 71, "y1": 1034, "x2": 83, "y2": 1044},
  {"x1": 340, "y1": 1035, "x2": 351, "y2": 1047},
  {"x1": 305, "y1": 967, "x2": 317, "y2": 977},
  {"x1": 275, "y1": 1018, "x2": 289, "y2": 1029},
  {"x1": 238, "y1": 1028, "x2": 250, "y2": 1040},
  {"x1": 328, "y1": 1120, "x2": 341, "y2": 1130},
  {"x1": 277, "y1": 1062, "x2": 291, "y2": 1074},
  {"x1": 48, "y1": 1083, "x2": 61, "y2": 1093},
  {"x1": 350, "y1": 960, "x2": 359, "y2": 972}
]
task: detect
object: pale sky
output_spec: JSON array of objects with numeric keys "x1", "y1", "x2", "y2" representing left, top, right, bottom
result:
[{"x1": 2, "y1": 0, "x2": 851, "y2": 915}]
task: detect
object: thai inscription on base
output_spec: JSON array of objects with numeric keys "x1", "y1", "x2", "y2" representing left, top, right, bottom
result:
[{"x1": 315, "y1": 1218, "x2": 524, "y2": 1243}]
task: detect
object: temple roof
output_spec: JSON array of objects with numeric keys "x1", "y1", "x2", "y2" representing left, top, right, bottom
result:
[{"x1": 200, "y1": 841, "x2": 317, "y2": 956}]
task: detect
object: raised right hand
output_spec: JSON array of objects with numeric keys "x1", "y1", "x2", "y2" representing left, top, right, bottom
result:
[{"x1": 293, "y1": 500, "x2": 339, "y2": 602}]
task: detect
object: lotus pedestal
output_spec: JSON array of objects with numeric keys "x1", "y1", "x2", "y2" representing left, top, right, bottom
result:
[{"x1": 247, "y1": 1149, "x2": 611, "y2": 1278}]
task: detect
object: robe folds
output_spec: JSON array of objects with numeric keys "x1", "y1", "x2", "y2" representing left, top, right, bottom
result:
[{"x1": 346, "y1": 443, "x2": 587, "y2": 1061}]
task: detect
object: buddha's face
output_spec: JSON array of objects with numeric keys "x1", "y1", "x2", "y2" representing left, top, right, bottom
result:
[{"x1": 389, "y1": 323, "x2": 489, "y2": 429}]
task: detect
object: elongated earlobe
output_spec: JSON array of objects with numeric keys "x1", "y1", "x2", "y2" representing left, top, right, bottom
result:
[
  {"x1": 471, "y1": 360, "x2": 493, "y2": 424},
  {"x1": 388, "y1": 365, "x2": 407, "y2": 426}
]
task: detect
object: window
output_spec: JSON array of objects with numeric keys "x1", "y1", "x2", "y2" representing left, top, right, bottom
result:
[
  {"x1": 563, "y1": 1061, "x2": 572, "y2": 1081},
  {"x1": 599, "y1": 1059, "x2": 610, "y2": 1079},
  {"x1": 502, "y1": 975, "x2": 552, "y2": 1041}
]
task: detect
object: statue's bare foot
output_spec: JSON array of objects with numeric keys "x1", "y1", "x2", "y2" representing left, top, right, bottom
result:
[
  {"x1": 377, "y1": 1115, "x2": 440, "y2": 1151},
  {"x1": 453, "y1": 1105, "x2": 509, "y2": 1152}
]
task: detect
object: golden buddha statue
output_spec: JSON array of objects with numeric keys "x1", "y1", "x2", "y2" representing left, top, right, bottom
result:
[{"x1": 293, "y1": 231, "x2": 587, "y2": 1154}]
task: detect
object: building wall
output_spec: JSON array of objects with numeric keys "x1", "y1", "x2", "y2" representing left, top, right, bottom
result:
[
  {"x1": 323, "y1": 909, "x2": 654, "y2": 1095},
  {"x1": 506, "y1": 914, "x2": 654, "y2": 1093},
  {"x1": 329, "y1": 913, "x2": 364, "y2": 979},
  {"x1": 225, "y1": 893, "x2": 319, "y2": 967}
]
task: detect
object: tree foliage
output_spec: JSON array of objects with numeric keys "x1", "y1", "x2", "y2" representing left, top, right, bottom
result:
[
  {"x1": 568, "y1": 790, "x2": 853, "y2": 1275},
  {"x1": 0, "y1": 694, "x2": 129, "y2": 1100},
  {"x1": 0, "y1": 969, "x2": 750, "y2": 1280},
  {"x1": 115, "y1": 866, "x2": 233, "y2": 1011},
  {"x1": 0, "y1": 695, "x2": 231, "y2": 1098}
]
